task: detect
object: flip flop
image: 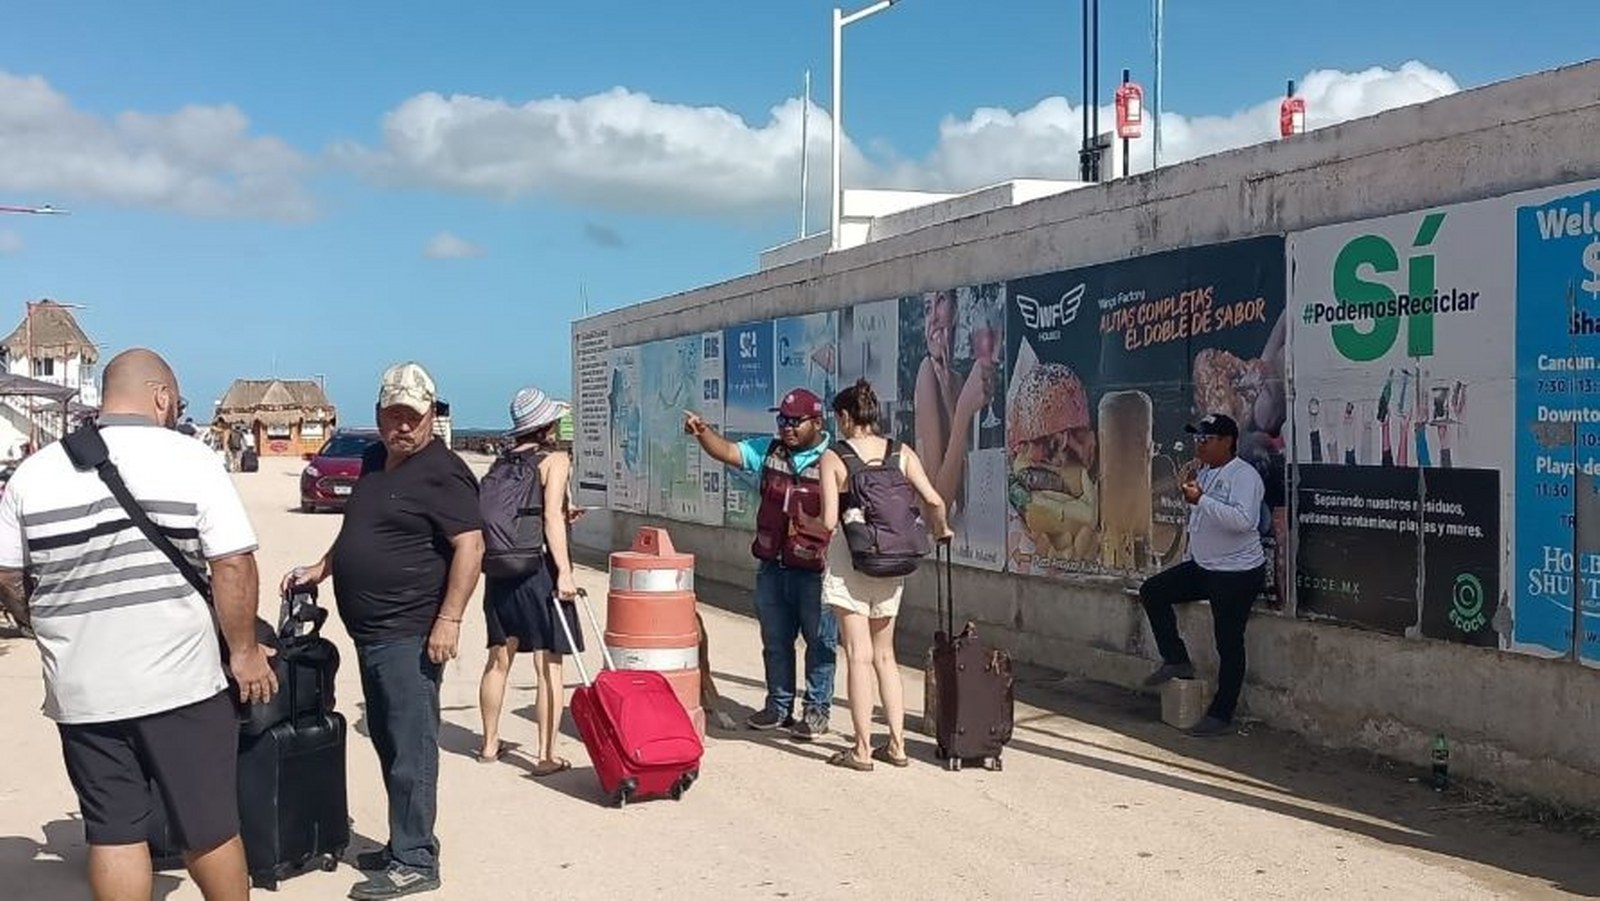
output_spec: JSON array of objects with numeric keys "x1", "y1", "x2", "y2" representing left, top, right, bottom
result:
[
  {"x1": 827, "y1": 749, "x2": 874, "y2": 772},
  {"x1": 871, "y1": 745, "x2": 910, "y2": 768},
  {"x1": 529, "y1": 757, "x2": 571, "y2": 778},
  {"x1": 474, "y1": 741, "x2": 519, "y2": 763}
]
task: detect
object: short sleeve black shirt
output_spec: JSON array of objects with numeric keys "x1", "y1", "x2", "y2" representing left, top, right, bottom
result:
[{"x1": 331, "y1": 438, "x2": 482, "y2": 645}]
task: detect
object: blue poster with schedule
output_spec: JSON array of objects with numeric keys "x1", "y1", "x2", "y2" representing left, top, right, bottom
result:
[{"x1": 1514, "y1": 185, "x2": 1600, "y2": 664}]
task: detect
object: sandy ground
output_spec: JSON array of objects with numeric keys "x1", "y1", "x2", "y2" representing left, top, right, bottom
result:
[{"x1": 0, "y1": 454, "x2": 1594, "y2": 900}]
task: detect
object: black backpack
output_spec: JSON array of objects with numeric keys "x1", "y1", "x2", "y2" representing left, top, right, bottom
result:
[
  {"x1": 479, "y1": 450, "x2": 547, "y2": 578},
  {"x1": 834, "y1": 439, "x2": 931, "y2": 578}
]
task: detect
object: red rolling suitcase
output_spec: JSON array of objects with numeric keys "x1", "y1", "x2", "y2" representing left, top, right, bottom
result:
[{"x1": 555, "y1": 590, "x2": 704, "y2": 808}]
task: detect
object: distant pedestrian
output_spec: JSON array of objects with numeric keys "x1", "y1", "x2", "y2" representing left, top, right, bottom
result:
[
  {"x1": 282, "y1": 361, "x2": 484, "y2": 899},
  {"x1": 818, "y1": 379, "x2": 951, "y2": 770},
  {"x1": 0, "y1": 348, "x2": 276, "y2": 901},
  {"x1": 475, "y1": 386, "x2": 584, "y2": 777},
  {"x1": 684, "y1": 388, "x2": 838, "y2": 740},
  {"x1": 1137, "y1": 413, "x2": 1267, "y2": 737}
]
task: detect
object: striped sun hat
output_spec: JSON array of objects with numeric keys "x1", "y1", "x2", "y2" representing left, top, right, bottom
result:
[{"x1": 508, "y1": 386, "x2": 569, "y2": 438}]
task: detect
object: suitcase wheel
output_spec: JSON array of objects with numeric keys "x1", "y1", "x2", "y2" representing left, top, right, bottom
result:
[
  {"x1": 320, "y1": 854, "x2": 340, "y2": 872},
  {"x1": 669, "y1": 770, "x2": 698, "y2": 800},
  {"x1": 984, "y1": 757, "x2": 1003, "y2": 772},
  {"x1": 615, "y1": 777, "x2": 639, "y2": 809},
  {"x1": 250, "y1": 873, "x2": 278, "y2": 891},
  {"x1": 945, "y1": 756, "x2": 963, "y2": 772}
]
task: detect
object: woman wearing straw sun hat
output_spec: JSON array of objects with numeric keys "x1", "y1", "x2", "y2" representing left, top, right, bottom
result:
[{"x1": 475, "y1": 386, "x2": 583, "y2": 777}]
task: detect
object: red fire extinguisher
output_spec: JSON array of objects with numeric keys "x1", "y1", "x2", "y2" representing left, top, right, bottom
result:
[
  {"x1": 1115, "y1": 81, "x2": 1143, "y2": 140},
  {"x1": 1280, "y1": 79, "x2": 1305, "y2": 138}
]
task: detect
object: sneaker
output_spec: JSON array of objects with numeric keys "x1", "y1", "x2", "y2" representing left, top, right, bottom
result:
[
  {"x1": 746, "y1": 708, "x2": 795, "y2": 731},
  {"x1": 1187, "y1": 715, "x2": 1235, "y2": 738},
  {"x1": 791, "y1": 708, "x2": 831, "y2": 742},
  {"x1": 1141, "y1": 662, "x2": 1196, "y2": 687},
  {"x1": 354, "y1": 848, "x2": 391, "y2": 872},
  {"x1": 348, "y1": 864, "x2": 440, "y2": 899}
]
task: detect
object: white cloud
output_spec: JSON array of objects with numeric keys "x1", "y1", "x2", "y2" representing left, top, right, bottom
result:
[
  {"x1": 423, "y1": 232, "x2": 485, "y2": 259},
  {"x1": 343, "y1": 62, "x2": 1460, "y2": 217},
  {"x1": 0, "y1": 70, "x2": 314, "y2": 220},
  {"x1": 0, "y1": 230, "x2": 21, "y2": 256}
]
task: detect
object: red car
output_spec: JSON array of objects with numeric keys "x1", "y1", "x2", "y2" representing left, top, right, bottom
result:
[{"x1": 299, "y1": 429, "x2": 381, "y2": 513}]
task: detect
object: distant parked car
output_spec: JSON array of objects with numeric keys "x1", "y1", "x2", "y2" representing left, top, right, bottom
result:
[{"x1": 299, "y1": 429, "x2": 381, "y2": 513}]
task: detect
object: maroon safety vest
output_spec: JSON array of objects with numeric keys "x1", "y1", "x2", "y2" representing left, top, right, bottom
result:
[{"x1": 750, "y1": 440, "x2": 828, "y2": 571}]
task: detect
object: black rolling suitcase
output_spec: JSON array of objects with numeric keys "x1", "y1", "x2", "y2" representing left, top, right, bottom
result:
[
  {"x1": 240, "y1": 448, "x2": 259, "y2": 472},
  {"x1": 927, "y1": 543, "x2": 1015, "y2": 771},
  {"x1": 236, "y1": 586, "x2": 349, "y2": 890}
]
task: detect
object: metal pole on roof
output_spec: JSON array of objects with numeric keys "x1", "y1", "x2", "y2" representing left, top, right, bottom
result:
[
  {"x1": 1152, "y1": 0, "x2": 1163, "y2": 168},
  {"x1": 800, "y1": 69, "x2": 811, "y2": 239}
]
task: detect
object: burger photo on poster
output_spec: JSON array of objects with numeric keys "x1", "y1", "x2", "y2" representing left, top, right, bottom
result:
[{"x1": 1006, "y1": 338, "x2": 1099, "y2": 570}]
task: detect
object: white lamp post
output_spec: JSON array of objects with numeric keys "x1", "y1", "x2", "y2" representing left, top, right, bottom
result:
[{"x1": 831, "y1": 1, "x2": 898, "y2": 252}]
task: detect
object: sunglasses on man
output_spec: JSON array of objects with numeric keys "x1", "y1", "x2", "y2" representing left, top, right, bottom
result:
[{"x1": 776, "y1": 414, "x2": 815, "y2": 430}]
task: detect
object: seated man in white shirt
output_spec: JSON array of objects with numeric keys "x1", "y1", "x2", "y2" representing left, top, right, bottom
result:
[{"x1": 1137, "y1": 413, "x2": 1267, "y2": 737}]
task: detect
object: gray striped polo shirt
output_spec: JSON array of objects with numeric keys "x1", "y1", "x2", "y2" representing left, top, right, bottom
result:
[{"x1": 0, "y1": 415, "x2": 258, "y2": 724}]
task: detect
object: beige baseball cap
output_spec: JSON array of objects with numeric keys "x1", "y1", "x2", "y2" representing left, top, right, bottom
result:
[{"x1": 377, "y1": 361, "x2": 437, "y2": 415}]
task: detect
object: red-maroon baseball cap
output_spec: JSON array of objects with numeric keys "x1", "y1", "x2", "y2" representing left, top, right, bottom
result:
[{"x1": 771, "y1": 388, "x2": 824, "y2": 419}]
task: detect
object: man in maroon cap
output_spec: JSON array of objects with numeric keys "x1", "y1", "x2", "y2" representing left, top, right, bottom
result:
[{"x1": 684, "y1": 388, "x2": 838, "y2": 741}]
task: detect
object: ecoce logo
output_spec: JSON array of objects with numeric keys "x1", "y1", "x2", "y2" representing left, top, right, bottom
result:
[
  {"x1": 1300, "y1": 211, "x2": 1482, "y2": 362},
  {"x1": 1448, "y1": 572, "x2": 1488, "y2": 633}
]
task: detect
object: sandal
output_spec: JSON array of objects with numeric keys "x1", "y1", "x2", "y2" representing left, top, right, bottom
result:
[
  {"x1": 871, "y1": 745, "x2": 910, "y2": 768},
  {"x1": 826, "y1": 749, "x2": 874, "y2": 772},
  {"x1": 529, "y1": 757, "x2": 572, "y2": 778},
  {"x1": 474, "y1": 740, "x2": 518, "y2": 763}
]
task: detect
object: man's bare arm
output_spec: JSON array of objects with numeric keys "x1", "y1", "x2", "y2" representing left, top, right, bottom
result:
[
  {"x1": 438, "y1": 531, "x2": 484, "y2": 622},
  {"x1": 210, "y1": 552, "x2": 263, "y2": 655},
  {"x1": 0, "y1": 567, "x2": 29, "y2": 633},
  {"x1": 212, "y1": 551, "x2": 278, "y2": 703}
]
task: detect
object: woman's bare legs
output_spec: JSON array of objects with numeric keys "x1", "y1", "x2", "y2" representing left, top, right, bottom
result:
[
  {"x1": 838, "y1": 608, "x2": 876, "y2": 765},
  {"x1": 870, "y1": 615, "x2": 906, "y2": 759},
  {"x1": 533, "y1": 650, "x2": 569, "y2": 773},
  {"x1": 477, "y1": 638, "x2": 518, "y2": 757}
]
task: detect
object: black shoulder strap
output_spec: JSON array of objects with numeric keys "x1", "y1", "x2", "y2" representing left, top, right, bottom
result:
[
  {"x1": 883, "y1": 438, "x2": 902, "y2": 467},
  {"x1": 831, "y1": 440, "x2": 867, "y2": 477},
  {"x1": 62, "y1": 424, "x2": 212, "y2": 604}
]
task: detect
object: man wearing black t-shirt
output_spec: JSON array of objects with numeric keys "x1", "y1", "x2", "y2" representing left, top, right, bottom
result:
[{"x1": 283, "y1": 362, "x2": 483, "y2": 900}]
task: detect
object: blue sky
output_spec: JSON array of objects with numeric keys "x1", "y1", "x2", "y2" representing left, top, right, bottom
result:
[{"x1": 0, "y1": 0, "x2": 1594, "y2": 427}]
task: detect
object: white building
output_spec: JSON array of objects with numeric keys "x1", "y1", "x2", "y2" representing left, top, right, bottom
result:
[{"x1": 0, "y1": 300, "x2": 99, "y2": 455}]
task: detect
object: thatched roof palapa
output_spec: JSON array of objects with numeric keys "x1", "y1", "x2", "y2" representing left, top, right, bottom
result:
[
  {"x1": 2, "y1": 300, "x2": 99, "y2": 364},
  {"x1": 215, "y1": 378, "x2": 336, "y2": 428}
]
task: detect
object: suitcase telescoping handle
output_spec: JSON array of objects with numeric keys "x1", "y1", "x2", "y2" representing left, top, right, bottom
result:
[
  {"x1": 553, "y1": 588, "x2": 615, "y2": 689},
  {"x1": 935, "y1": 541, "x2": 954, "y2": 638}
]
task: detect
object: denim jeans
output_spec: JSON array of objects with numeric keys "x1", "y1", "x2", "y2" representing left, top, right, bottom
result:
[
  {"x1": 355, "y1": 635, "x2": 443, "y2": 876},
  {"x1": 753, "y1": 560, "x2": 837, "y2": 717}
]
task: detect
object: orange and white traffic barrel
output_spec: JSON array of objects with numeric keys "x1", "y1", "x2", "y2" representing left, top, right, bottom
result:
[{"x1": 606, "y1": 527, "x2": 704, "y2": 737}]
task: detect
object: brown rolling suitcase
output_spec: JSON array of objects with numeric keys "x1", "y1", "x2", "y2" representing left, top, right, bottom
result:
[{"x1": 926, "y1": 543, "x2": 1014, "y2": 771}]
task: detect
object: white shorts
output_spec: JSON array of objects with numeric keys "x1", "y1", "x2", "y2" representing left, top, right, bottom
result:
[{"x1": 821, "y1": 534, "x2": 905, "y2": 619}]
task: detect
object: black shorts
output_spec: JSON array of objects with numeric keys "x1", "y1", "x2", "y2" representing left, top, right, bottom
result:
[{"x1": 57, "y1": 691, "x2": 239, "y2": 850}]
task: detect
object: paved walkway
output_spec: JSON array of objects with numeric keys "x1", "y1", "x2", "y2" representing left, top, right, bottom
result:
[{"x1": 0, "y1": 456, "x2": 1593, "y2": 899}]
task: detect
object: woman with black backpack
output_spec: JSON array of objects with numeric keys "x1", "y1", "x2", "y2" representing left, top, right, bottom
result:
[
  {"x1": 475, "y1": 387, "x2": 584, "y2": 776},
  {"x1": 818, "y1": 379, "x2": 953, "y2": 771}
]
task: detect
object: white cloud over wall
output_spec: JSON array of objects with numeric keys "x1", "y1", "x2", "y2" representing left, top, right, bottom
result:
[
  {"x1": 0, "y1": 62, "x2": 1461, "y2": 223},
  {"x1": 345, "y1": 62, "x2": 1461, "y2": 216}
]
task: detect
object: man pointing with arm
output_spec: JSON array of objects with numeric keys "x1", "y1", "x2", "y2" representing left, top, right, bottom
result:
[{"x1": 684, "y1": 388, "x2": 838, "y2": 742}]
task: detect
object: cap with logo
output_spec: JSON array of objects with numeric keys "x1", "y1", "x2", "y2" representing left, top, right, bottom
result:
[
  {"x1": 770, "y1": 388, "x2": 823, "y2": 420},
  {"x1": 1184, "y1": 413, "x2": 1239, "y2": 439},
  {"x1": 377, "y1": 362, "x2": 437, "y2": 416},
  {"x1": 508, "y1": 386, "x2": 569, "y2": 438}
]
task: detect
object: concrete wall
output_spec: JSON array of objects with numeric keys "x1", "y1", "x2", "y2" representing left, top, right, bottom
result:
[{"x1": 574, "y1": 60, "x2": 1600, "y2": 808}]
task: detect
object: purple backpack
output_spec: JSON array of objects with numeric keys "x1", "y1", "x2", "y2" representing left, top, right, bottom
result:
[
  {"x1": 479, "y1": 450, "x2": 547, "y2": 579},
  {"x1": 834, "y1": 439, "x2": 931, "y2": 578}
]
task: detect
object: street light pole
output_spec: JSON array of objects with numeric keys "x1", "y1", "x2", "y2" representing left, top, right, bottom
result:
[{"x1": 830, "y1": 1, "x2": 897, "y2": 252}]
